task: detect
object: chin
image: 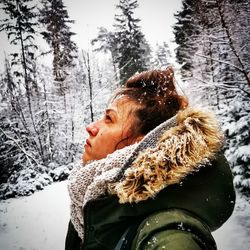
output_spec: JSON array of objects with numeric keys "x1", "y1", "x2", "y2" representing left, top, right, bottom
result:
[{"x1": 82, "y1": 153, "x2": 88, "y2": 164}]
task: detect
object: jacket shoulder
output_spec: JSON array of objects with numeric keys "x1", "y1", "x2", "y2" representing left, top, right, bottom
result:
[{"x1": 131, "y1": 209, "x2": 217, "y2": 250}]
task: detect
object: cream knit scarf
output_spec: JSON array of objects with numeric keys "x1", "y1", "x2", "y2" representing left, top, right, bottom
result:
[
  {"x1": 67, "y1": 144, "x2": 137, "y2": 240},
  {"x1": 68, "y1": 116, "x2": 177, "y2": 241}
]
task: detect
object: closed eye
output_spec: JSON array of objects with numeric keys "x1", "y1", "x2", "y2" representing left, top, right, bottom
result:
[
  {"x1": 105, "y1": 114, "x2": 112, "y2": 122},
  {"x1": 104, "y1": 108, "x2": 116, "y2": 123}
]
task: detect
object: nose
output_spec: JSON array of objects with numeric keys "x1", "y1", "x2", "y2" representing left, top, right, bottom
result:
[{"x1": 86, "y1": 122, "x2": 99, "y2": 136}]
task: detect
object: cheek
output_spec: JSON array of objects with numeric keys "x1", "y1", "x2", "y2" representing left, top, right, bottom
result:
[{"x1": 102, "y1": 131, "x2": 124, "y2": 149}]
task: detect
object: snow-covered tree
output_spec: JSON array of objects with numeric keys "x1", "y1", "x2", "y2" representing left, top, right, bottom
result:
[
  {"x1": 153, "y1": 42, "x2": 172, "y2": 68},
  {"x1": 174, "y1": 0, "x2": 250, "y2": 196},
  {"x1": 39, "y1": 0, "x2": 78, "y2": 95},
  {"x1": 0, "y1": 0, "x2": 38, "y2": 83},
  {"x1": 91, "y1": 27, "x2": 119, "y2": 80},
  {"x1": 173, "y1": 0, "x2": 200, "y2": 76},
  {"x1": 92, "y1": 0, "x2": 151, "y2": 85},
  {"x1": 0, "y1": 0, "x2": 39, "y2": 122},
  {"x1": 113, "y1": 0, "x2": 151, "y2": 84},
  {"x1": 0, "y1": 0, "x2": 50, "y2": 164},
  {"x1": 0, "y1": 0, "x2": 84, "y2": 199}
]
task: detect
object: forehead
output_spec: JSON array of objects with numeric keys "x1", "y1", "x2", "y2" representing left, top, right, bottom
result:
[{"x1": 107, "y1": 96, "x2": 139, "y2": 115}]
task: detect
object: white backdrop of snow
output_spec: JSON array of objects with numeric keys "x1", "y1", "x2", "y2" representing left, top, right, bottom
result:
[{"x1": 0, "y1": 180, "x2": 250, "y2": 250}]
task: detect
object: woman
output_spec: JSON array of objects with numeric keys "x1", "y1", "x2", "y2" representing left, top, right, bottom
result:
[{"x1": 65, "y1": 67, "x2": 235, "y2": 250}]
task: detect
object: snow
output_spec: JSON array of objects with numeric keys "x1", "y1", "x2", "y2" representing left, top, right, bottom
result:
[
  {"x1": 0, "y1": 181, "x2": 70, "y2": 250},
  {"x1": 213, "y1": 195, "x2": 250, "y2": 250},
  {"x1": 236, "y1": 145, "x2": 250, "y2": 159},
  {"x1": 0, "y1": 181, "x2": 250, "y2": 250}
]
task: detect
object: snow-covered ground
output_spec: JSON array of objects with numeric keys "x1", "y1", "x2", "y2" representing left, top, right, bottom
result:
[
  {"x1": 0, "y1": 181, "x2": 249, "y2": 250},
  {"x1": 0, "y1": 182, "x2": 70, "y2": 250}
]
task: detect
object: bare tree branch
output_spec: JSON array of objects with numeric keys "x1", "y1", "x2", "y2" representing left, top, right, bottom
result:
[
  {"x1": 196, "y1": 53, "x2": 244, "y2": 73},
  {"x1": 0, "y1": 127, "x2": 38, "y2": 165},
  {"x1": 216, "y1": 0, "x2": 250, "y2": 87}
]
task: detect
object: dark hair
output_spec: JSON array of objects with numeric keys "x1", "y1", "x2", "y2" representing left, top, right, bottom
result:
[{"x1": 113, "y1": 67, "x2": 188, "y2": 136}]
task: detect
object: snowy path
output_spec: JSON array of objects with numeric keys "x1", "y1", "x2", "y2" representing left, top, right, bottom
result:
[
  {"x1": 0, "y1": 181, "x2": 249, "y2": 250},
  {"x1": 0, "y1": 182, "x2": 70, "y2": 250}
]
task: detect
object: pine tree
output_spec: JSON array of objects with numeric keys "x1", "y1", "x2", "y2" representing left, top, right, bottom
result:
[
  {"x1": 113, "y1": 0, "x2": 151, "y2": 84},
  {"x1": 91, "y1": 27, "x2": 119, "y2": 81},
  {"x1": 39, "y1": 0, "x2": 78, "y2": 95},
  {"x1": 173, "y1": 0, "x2": 200, "y2": 76},
  {"x1": 0, "y1": 0, "x2": 38, "y2": 112},
  {"x1": 0, "y1": 0, "x2": 48, "y2": 163},
  {"x1": 154, "y1": 42, "x2": 172, "y2": 68}
]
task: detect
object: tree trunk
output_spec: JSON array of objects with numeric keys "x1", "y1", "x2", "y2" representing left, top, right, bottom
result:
[
  {"x1": 82, "y1": 50, "x2": 94, "y2": 122},
  {"x1": 42, "y1": 79, "x2": 53, "y2": 162}
]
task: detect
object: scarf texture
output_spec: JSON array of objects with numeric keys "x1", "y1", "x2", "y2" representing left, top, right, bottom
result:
[{"x1": 67, "y1": 107, "x2": 222, "y2": 241}]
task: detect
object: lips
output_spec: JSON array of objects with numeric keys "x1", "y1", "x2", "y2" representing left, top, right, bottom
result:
[{"x1": 85, "y1": 139, "x2": 91, "y2": 147}]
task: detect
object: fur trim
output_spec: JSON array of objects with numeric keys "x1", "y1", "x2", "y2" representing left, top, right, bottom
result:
[{"x1": 112, "y1": 107, "x2": 223, "y2": 203}]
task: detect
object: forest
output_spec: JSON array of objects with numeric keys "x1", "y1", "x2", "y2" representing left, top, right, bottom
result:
[{"x1": 0, "y1": 0, "x2": 249, "y2": 200}]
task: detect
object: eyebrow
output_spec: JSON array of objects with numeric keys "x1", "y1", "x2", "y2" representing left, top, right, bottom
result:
[{"x1": 105, "y1": 108, "x2": 117, "y2": 116}]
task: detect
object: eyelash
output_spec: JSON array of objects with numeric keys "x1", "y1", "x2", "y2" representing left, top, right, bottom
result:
[{"x1": 105, "y1": 114, "x2": 112, "y2": 122}]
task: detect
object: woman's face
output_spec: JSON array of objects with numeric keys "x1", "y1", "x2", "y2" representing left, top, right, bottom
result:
[{"x1": 83, "y1": 97, "x2": 143, "y2": 164}]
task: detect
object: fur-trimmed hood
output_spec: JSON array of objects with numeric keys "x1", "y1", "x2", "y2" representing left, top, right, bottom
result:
[{"x1": 111, "y1": 107, "x2": 223, "y2": 203}]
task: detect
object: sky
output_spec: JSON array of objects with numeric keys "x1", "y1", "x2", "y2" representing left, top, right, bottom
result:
[
  {"x1": 64, "y1": 0, "x2": 183, "y2": 49},
  {"x1": 0, "y1": 0, "x2": 183, "y2": 72}
]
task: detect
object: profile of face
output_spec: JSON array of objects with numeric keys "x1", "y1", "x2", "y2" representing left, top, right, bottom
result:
[{"x1": 82, "y1": 97, "x2": 144, "y2": 164}]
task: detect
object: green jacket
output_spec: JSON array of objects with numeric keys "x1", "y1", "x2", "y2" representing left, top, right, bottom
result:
[
  {"x1": 65, "y1": 154, "x2": 235, "y2": 250},
  {"x1": 65, "y1": 108, "x2": 235, "y2": 250}
]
